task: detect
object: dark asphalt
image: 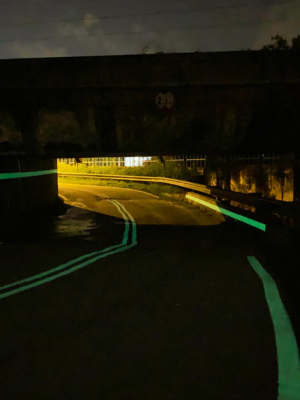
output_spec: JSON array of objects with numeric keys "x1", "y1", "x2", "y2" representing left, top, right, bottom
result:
[{"x1": 0, "y1": 183, "x2": 296, "y2": 399}]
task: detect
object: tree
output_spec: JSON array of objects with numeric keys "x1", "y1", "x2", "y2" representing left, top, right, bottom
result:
[
  {"x1": 291, "y1": 35, "x2": 300, "y2": 50},
  {"x1": 259, "y1": 34, "x2": 300, "y2": 50},
  {"x1": 140, "y1": 42, "x2": 164, "y2": 54}
]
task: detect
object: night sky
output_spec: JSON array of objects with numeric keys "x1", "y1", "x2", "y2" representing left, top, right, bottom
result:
[{"x1": 0, "y1": 0, "x2": 299, "y2": 59}]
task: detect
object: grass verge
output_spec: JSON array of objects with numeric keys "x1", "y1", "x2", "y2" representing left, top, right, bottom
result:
[{"x1": 57, "y1": 161, "x2": 199, "y2": 181}]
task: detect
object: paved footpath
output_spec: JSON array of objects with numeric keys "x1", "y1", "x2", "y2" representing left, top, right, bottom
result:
[{"x1": 0, "y1": 183, "x2": 299, "y2": 400}]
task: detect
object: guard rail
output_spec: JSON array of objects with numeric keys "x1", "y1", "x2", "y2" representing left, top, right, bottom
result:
[
  {"x1": 58, "y1": 172, "x2": 299, "y2": 229},
  {"x1": 58, "y1": 172, "x2": 211, "y2": 194}
]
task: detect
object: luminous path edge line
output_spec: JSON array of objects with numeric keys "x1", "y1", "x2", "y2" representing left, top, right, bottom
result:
[
  {"x1": 247, "y1": 256, "x2": 300, "y2": 400},
  {"x1": 186, "y1": 194, "x2": 266, "y2": 231},
  {"x1": 0, "y1": 199, "x2": 137, "y2": 299},
  {"x1": 0, "y1": 243, "x2": 136, "y2": 300},
  {"x1": 0, "y1": 169, "x2": 57, "y2": 180},
  {"x1": 0, "y1": 200, "x2": 129, "y2": 292},
  {"x1": 111, "y1": 199, "x2": 137, "y2": 246}
]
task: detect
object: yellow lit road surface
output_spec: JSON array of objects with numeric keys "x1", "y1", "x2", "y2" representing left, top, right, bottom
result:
[{"x1": 0, "y1": 183, "x2": 299, "y2": 400}]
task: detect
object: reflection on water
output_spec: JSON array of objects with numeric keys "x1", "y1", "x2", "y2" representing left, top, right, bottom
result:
[
  {"x1": 54, "y1": 207, "x2": 98, "y2": 238},
  {"x1": 1, "y1": 206, "x2": 98, "y2": 242}
]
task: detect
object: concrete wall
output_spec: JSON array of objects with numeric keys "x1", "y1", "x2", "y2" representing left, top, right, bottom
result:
[
  {"x1": 0, "y1": 51, "x2": 299, "y2": 156},
  {"x1": 206, "y1": 162, "x2": 294, "y2": 202},
  {"x1": 0, "y1": 158, "x2": 58, "y2": 235},
  {"x1": 0, "y1": 51, "x2": 299, "y2": 89}
]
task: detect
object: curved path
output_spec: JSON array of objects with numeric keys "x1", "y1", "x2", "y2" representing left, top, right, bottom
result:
[{"x1": 0, "y1": 183, "x2": 299, "y2": 400}]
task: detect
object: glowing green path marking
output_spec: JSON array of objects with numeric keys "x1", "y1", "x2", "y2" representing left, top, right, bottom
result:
[
  {"x1": 0, "y1": 169, "x2": 57, "y2": 180},
  {"x1": 248, "y1": 256, "x2": 300, "y2": 400},
  {"x1": 0, "y1": 200, "x2": 129, "y2": 292},
  {"x1": 186, "y1": 194, "x2": 266, "y2": 231},
  {"x1": 0, "y1": 199, "x2": 136, "y2": 300}
]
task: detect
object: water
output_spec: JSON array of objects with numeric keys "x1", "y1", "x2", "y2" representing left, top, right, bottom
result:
[{"x1": 0, "y1": 204, "x2": 98, "y2": 242}]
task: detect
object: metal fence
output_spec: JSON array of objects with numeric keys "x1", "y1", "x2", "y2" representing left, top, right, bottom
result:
[
  {"x1": 212, "y1": 154, "x2": 295, "y2": 166},
  {"x1": 58, "y1": 154, "x2": 290, "y2": 168},
  {"x1": 143, "y1": 155, "x2": 207, "y2": 168},
  {"x1": 143, "y1": 154, "x2": 289, "y2": 168},
  {"x1": 58, "y1": 156, "x2": 207, "y2": 168},
  {"x1": 58, "y1": 157, "x2": 126, "y2": 167}
]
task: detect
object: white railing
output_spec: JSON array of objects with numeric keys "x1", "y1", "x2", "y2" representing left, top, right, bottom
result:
[{"x1": 58, "y1": 154, "x2": 287, "y2": 169}]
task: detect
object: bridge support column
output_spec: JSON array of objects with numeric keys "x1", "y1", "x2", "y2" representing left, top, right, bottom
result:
[{"x1": 0, "y1": 158, "x2": 58, "y2": 237}]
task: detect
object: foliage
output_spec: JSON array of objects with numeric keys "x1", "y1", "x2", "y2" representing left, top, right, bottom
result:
[
  {"x1": 140, "y1": 42, "x2": 164, "y2": 54},
  {"x1": 291, "y1": 35, "x2": 300, "y2": 50},
  {"x1": 57, "y1": 161, "x2": 198, "y2": 181},
  {"x1": 260, "y1": 34, "x2": 300, "y2": 50},
  {"x1": 58, "y1": 176, "x2": 185, "y2": 197}
]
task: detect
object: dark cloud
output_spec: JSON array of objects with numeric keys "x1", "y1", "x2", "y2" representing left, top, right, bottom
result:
[{"x1": 0, "y1": 0, "x2": 298, "y2": 58}]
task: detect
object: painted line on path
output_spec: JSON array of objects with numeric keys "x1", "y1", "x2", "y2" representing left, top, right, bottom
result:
[
  {"x1": 0, "y1": 200, "x2": 129, "y2": 292},
  {"x1": 186, "y1": 194, "x2": 266, "y2": 231},
  {"x1": 0, "y1": 170, "x2": 57, "y2": 180},
  {"x1": 247, "y1": 256, "x2": 300, "y2": 400},
  {"x1": 0, "y1": 200, "x2": 136, "y2": 300}
]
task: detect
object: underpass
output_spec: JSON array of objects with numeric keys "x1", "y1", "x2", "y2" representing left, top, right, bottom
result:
[
  {"x1": 0, "y1": 13, "x2": 300, "y2": 400},
  {"x1": 1, "y1": 182, "x2": 299, "y2": 399}
]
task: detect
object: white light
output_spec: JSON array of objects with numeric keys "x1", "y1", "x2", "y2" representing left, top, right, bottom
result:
[{"x1": 125, "y1": 156, "x2": 152, "y2": 167}]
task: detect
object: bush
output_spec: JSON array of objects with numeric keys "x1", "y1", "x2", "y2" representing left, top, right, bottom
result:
[{"x1": 57, "y1": 161, "x2": 197, "y2": 181}]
